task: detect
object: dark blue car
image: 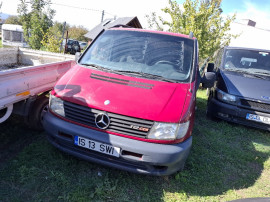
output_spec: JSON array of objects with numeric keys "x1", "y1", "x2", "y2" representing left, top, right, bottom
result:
[{"x1": 206, "y1": 46, "x2": 270, "y2": 131}]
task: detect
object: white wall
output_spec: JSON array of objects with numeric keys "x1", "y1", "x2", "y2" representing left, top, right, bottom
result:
[{"x1": 229, "y1": 21, "x2": 270, "y2": 50}]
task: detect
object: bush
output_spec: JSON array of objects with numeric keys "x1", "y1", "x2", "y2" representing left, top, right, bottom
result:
[{"x1": 41, "y1": 31, "x2": 62, "y2": 53}]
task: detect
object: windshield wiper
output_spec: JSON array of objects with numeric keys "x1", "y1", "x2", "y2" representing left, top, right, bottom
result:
[
  {"x1": 250, "y1": 72, "x2": 270, "y2": 80},
  {"x1": 141, "y1": 73, "x2": 177, "y2": 83},
  {"x1": 80, "y1": 63, "x2": 109, "y2": 71},
  {"x1": 225, "y1": 68, "x2": 269, "y2": 79},
  {"x1": 253, "y1": 71, "x2": 270, "y2": 76},
  {"x1": 249, "y1": 74, "x2": 268, "y2": 80},
  {"x1": 115, "y1": 70, "x2": 176, "y2": 82},
  {"x1": 225, "y1": 68, "x2": 249, "y2": 74},
  {"x1": 80, "y1": 66, "x2": 177, "y2": 82},
  {"x1": 114, "y1": 70, "x2": 142, "y2": 75}
]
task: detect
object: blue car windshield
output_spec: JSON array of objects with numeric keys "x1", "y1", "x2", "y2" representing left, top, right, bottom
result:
[
  {"x1": 79, "y1": 30, "x2": 194, "y2": 82},
  {"x1": 223, "y1": 49, "x2": 270, "y2": 76}
]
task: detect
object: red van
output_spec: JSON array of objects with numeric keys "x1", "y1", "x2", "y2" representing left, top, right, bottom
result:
[{"x1": 44, "y1": 27, "x2": 209, "y2": 175}]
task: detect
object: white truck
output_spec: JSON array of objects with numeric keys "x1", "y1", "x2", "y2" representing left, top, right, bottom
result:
[{"x1": 0, "y1": 47, "x2": 75, "y2": 129}]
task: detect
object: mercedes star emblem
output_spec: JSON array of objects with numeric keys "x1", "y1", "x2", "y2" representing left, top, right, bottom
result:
[
  {"x1": 95, "y1": 113, "x2": 110, "y2": 129},
  {"x1": 104, "y1": 100, "x2": 110, "y2": 105}
]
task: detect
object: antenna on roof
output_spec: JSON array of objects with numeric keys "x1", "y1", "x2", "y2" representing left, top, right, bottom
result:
[
  {"x1": 102, "y1": 20, "x2": 111, "y2": 26},
  {"x1": 189, "y1": 31, "x2": 194, "y2": 38}
]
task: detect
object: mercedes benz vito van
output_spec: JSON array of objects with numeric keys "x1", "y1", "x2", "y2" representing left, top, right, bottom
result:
[{"x1": 43, "y1": 27, "x2": 207, "y2": 175}]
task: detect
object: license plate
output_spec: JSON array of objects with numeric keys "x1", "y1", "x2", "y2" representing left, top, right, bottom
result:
[
  {"x1": 74, "y1": 136, "x2": 120, "y2": 158},
  {"x1": 246, "y1": 113, "x2": 270, "y2": 125}
]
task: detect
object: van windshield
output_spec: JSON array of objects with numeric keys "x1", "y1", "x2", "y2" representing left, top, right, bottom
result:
[
  {"x1": 223, "y1": 49, "x2": 270, "y2": 76},
  {"x1": 79, "y1": 30, "x2": 194, "y2": 82}
]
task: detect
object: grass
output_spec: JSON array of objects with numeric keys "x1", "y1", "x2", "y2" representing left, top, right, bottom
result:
[
  {"x1": 0, "y1": 89, "x2": 269, "y2": 201},
  {"x1": 0, "y1": 39, "x2": 3, "y2": 48}
]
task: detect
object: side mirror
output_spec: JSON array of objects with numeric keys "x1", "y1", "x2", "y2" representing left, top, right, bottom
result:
[
  {"x1": 201, "y1": 72, "x2": 216, "y2": 88},
  {"x1": 207, "y1": 63, "x2": 215, "y2": 72},
  {"x1": 75, "y1": 52, "x2": 82, "y2": 62}
]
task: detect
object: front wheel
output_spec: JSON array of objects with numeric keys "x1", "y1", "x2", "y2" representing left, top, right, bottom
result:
[
  {"x1": 206, "y1": 92, "x2": 218, "y2": 121},
  {"x1": 206, "y1": 105, "x2": 215, "y2": 120},
  {"x1": 27, "y1": 95, "x2": 49, "y2": 130}
]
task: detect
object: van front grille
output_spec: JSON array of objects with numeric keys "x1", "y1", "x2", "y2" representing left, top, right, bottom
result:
[
  {"x1": 241, "y1": 99, "x2": 270, "y2": 111},
  {"x1": 64, "y1": 101, "x2": 153, "y2": 138}
]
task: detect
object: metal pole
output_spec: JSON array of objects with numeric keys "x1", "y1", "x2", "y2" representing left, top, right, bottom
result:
[
  {"x1": 101, "y1": 10, "x2": 104, "y2": 22},
  {"x1": 60, "y1": 21, "x2": 66, "y2": 53},
  {"x1": 64, "y1": 31, "x2": 68, "y2": 54}
]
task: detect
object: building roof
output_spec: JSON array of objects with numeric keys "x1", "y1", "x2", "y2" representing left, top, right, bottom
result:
[
  {"x1": 2, "y1": 24, "x2": 24, "y2": 32},
  {"x1": 84, "y1": 16, "x2": 142, "y2": 40}
]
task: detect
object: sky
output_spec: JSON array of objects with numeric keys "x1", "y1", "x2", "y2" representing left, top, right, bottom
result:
[{"x1": 1, "y1": 0, "x2": 270, "y2": 30}]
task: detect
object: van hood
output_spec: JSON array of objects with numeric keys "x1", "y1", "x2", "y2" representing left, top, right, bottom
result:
[
  {"x1": 53, "y1": 65, "x2": 191, "y2": 122},
  {"x1": 222, "y1": 71, "x2": 270, "y2": 101}
]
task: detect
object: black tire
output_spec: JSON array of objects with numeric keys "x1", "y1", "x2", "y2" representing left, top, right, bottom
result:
[
  {"x1": 206, "y1": 102, "x2": 220, "y2": 122},
  {"x1": 0, "y1": 108, "x2": 7, "y2": 119},
  {"x1": 206, "y1": 94, "x2": 218, "y2": 121},
  {"x1": 206, "y1": 105, "x2": 215, "y2": 120},
  {"x1": 27, "y1": 95, "x2": 49, "y2": 130}
]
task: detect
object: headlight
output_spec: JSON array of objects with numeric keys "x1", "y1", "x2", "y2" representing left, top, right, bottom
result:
[
  {"x1": 148, "y1": 121, "x2": 190, "y2": 140},
  {"x1": 217, "y1": 89, "x2": 237, "y2": 104},
  {"x1": 49, "y1": 94, "x2": 65, "y2": 117}
]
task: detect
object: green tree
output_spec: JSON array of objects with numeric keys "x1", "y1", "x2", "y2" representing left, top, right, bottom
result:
[
  {"x1": 50, "y1": 21, "x2": 70, "y2": 38},
  {"x1": 145, "y1": 12, "x2": 164, "y2": 31},
  {"x1": 68, "y1": 25, "x2": 88, "y2": 41},
  {"x1": 146, "y1": 0, "x2": 237, "y2": 60},
  {"x1": 17, "y1": 0, "x2": 55, "y2": 49},
  {"x1": 4, "y1": 15, "x2": 22, "y2": 25},
  {"x1": 41, "y1": 27, "x2": 62, "y2": 53},
  {"x1": 40, "y1": 21, "x2": 69, "y2": 53}
]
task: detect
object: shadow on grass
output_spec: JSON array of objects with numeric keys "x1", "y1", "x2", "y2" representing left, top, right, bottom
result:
[
  {"x1": 0, "y1": 95, "x2": 270, "y2": 201},
  {"x1": 0, "y1": 115, "x2": 42, "y2": 167}
]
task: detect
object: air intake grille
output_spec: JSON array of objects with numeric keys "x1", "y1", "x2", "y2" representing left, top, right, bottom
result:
[
  {"x1": 91, "y1": 73, "x2": 154, "y2": 89},
  {"x1": 241, "y1": 99, "x2": 270, "y2": 111},
  {"x1": 64, "y1": 101, "x2": 154, "y2": 138}
]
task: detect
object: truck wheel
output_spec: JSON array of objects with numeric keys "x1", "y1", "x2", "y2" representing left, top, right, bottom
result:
[{"x1": 27, "y1": 95, "x2": 49, "y2": 130}]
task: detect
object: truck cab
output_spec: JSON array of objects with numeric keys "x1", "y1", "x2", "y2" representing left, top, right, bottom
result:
[{"x1": 44, "y1": 27, "x2": 200, "y2": 175}]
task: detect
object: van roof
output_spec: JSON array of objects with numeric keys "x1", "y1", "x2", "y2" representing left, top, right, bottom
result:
[
  {"x1": 226, "y1": 46, "x2": 270, "y2": 52},
  {"x1": 109, "y1": 27, "x2": 196, "y2": 40}
]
